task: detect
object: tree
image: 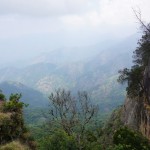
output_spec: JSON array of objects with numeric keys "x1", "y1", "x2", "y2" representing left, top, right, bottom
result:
[
  {"x1": 0, "y1": 92, "x2": 36, "y2": 149},
  {"x1": 118, "y1": 19, "x2": 150, "y2": 101},
  {"x1": 132, "y1": 8, "x2": 150, "y2": 33},
  {"x1": 40, "y1": 129, "x2": 77, "y2": 150},
  {"x1": 132, "y1": 9, "x2": 150, "y2": 67},
  {"x1": 3, "y1": 94, "x2": 25, "y2": 112},
  {"x1": 118, "y1": 66, "x2": 144, "y2": 98},
  {"x1": 48, "y1": 89, "x2": 99, "y2": 149},
  {"x1": 48, "y1": 89, "x2": 98, "y2": 135},
  {"x1": 133, "y1": 26, "x2": 150, "y2": 67},
  {"x1": 0, "y1": 90, "x2": 6, "y2": 101}
]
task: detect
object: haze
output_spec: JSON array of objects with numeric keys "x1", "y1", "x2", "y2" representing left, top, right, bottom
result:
[{"x1": 0, "y1": 0, "x2": 150, "y2": 65}]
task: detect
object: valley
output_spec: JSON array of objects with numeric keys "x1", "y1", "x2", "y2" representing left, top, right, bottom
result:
[{"x1": 0, "y1": 35, "x2": 137, "y2": 113}]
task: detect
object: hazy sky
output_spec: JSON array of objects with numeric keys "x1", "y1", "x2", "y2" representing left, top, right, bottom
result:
[{"x1": 0, "y1": 0, "x2": 150, "y2": 64}]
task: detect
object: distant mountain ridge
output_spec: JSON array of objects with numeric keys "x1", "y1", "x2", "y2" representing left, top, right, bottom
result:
[
  {"x1": 0, "y1": 81, "x2": 48, "y2": 108},
  {"x1": 0, "y1": 34, "x2": 138, "y2": 112}
]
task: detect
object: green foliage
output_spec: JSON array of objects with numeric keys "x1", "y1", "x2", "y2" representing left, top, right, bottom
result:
[
  {"x1": 24, "y1": 108, "x2": 48, "y2": 125},
  {"x1": 118, "y1": 23, "x2": 150, "y2": 99},
  {"x1": 118, "y1": 66, "x2": 144, "y2": 98},
  {"x1": 0, "y1": 94, "x2": 26, "y2": 144},
  {"x1": 113, "y1": 127, "x2": 150, "y2": 150},
  {"x1": 26, "y1": 113, "x2": 105, "y2": 150},
  {"x1": 39, "y1": 129, "x2": 77, "y2": 150},
  {"x1": 81, "y1": 131, "x2": 102, "y2": 150},
  {"x1": 3, "y1": 94, "x2": 26, "y2": 112},
  {"x1": 108, "y1": 144, "x2": 136, "y2": 150},
  {"x1": 99, "y1": 107, "x2": 123, "y2": 149},
  {"x1": 30, "y1": 89, "x2": 104, "y2": 149},
  {"x1": 0, "y1": 92, "x2": 36, "y2": 149},
  {"x1": 39, "y1": 128, "x2": 103, "y2": 150},
  {"x1": 0, "y1": 91, "x2": 6, "y2": 101}
]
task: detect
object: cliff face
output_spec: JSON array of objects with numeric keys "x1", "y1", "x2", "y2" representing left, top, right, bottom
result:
[
  {"x1": 121, "y1": 97, "x2": 141, "y2": 130},
  {"x1": 121, "y1": 62, "x2": 150, "y2": 140},
  {"x1": 121, "y1": 97, "x2": 150, "y2": 140}
]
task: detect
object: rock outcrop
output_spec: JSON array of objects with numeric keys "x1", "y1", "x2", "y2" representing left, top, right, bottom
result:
[
  {"x1": 121, "y1": 97, "x2": 150, "y2": 140},
  {"x1": 121, "y1": 61, "x2": 150, "y2": 140}
]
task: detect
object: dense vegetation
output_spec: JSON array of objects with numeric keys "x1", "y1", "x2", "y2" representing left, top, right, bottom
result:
[
  {"x1": 1, "y1": 82, "x2": 150, "y2": 150},
  {"x1": 0, "y1": 92, "x2": 36, "y2": 150},
  {"x1": 28, "y1": 90, "x2": 150, "y2": 150},
  {"x1": 112, "y1": 127, "x2": 150, "y2": 150},
  {"x1": 35, "y1": 89, "x2": 103, "y2": 150}
]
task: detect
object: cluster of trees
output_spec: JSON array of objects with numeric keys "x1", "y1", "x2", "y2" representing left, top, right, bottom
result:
[
  {"x1": 35, "y1": 89, "x2": 150, "y2": 150},
  {"x1": 39, "y1": 89, "x2": 102, "y2": 150},
  {"x1": 0, "y1": 92, "x2": 36, "y2": 149},
  {"x1": 1, "y1": 89, "x2": 150, "y2": 150},
  {"x1": 118, "y1": 19, "x2": 150, "y2": 101}
]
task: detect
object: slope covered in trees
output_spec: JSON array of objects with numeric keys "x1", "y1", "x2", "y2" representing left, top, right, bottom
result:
[
  {"x1": 35, "y1": 89, "x2": 102, "y2": 150},
  {"x1": 106, "y1": 19, "x2": 150, "y2": 150},
  {"x1": 0, "y1": 92, "x2": 36, "y2": 150}
]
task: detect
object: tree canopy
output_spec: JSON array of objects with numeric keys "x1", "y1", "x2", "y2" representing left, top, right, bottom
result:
[{"x1": 118, "y1": 22, "x2": 150, "y2": 100}]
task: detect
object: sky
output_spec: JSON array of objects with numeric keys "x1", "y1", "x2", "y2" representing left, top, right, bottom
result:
[{"x1": 0, "y1": 0, "x2": 150, "y2": 64}]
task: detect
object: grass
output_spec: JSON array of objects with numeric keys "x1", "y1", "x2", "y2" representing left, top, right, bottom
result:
[{"x1": 0, "y1": 141, "x2": 30, "y2": 150}]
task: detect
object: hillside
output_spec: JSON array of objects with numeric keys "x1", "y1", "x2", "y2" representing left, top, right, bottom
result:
[
  {"x1": 0, "y1": 92, "x2": 36, "y2": 149},
  {"x1": 0, "y1": 35, "x2": 137, "y2": 112},
  {"x1": 121, "y1": 59, "x2": 150, "y2": 139},
  {"x1": 0, "y1": 81, "x2": 48, "y2": 108},
  {"x1": 99, "y1": 22, "x2": 150, "y2": 149}
]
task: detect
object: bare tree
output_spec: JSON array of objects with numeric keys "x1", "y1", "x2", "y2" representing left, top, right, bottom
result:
[
  {"x1": 132, "y1": 8, "x2": 150, "y2": 33},
  {"x1": 48, "y1": 89, "x2": 98, "y2": 137}
]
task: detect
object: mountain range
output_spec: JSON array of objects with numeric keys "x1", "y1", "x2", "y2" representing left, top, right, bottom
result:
[{"x1": 0, "y1": 34, "x2": 138, "y2": 112}]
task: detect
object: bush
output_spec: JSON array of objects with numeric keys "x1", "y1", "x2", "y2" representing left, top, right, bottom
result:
[
  {"x1": 0, "y1": 92, "x2": 6, "y2": 101},
  {"x1": 39, "y1": 129, "x2": 77, "y2": 150},
  {"x1": 113, "y1": 127, "x2": 150, "y2": 150}
]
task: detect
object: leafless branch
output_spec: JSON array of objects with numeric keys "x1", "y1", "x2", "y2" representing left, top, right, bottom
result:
[{"x1": 132, "y1": 8, "x2": 150, "y2": 33}]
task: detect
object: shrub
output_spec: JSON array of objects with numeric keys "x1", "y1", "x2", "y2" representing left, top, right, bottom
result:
[{"x1": 113, "y1": 127, "x2": 150, "y2": 150}]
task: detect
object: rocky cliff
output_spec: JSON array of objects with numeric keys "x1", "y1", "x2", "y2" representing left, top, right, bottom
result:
[{"x1": 121, "y1": 61, "x2": 150, "y2": 140}]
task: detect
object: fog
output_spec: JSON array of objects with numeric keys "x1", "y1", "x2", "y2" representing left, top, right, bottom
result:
[{"x1": 0, "y1": 0, "x2": 150, "y2": 65}]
